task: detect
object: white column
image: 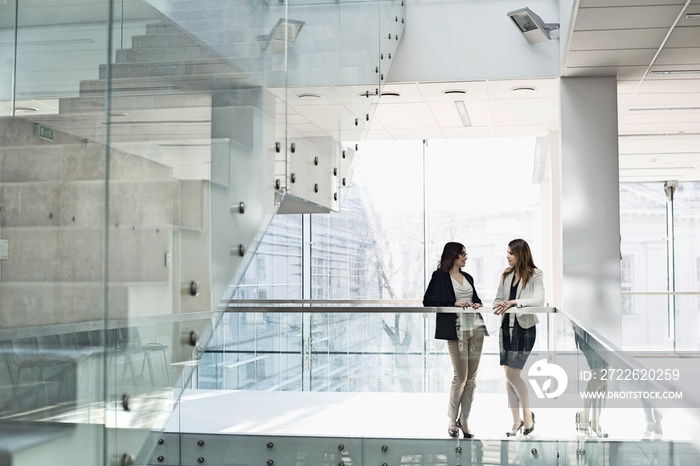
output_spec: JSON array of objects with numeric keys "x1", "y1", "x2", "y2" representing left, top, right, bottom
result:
[{"x1": 560, "y1": 77, "x2": 621, "y2": 345}]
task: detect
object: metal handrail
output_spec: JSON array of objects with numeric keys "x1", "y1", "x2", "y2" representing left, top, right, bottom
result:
[{"x1": 224, "y1": 299, "x2": 557, "y2": 314}]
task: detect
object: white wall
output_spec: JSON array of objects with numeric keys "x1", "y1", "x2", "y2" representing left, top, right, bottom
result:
[{"x1": 388, "y1": 0, "x2": 560, "y2": 83}]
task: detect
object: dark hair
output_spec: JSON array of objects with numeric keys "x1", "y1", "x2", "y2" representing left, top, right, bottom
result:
[
  {"x1": 501, "y1": 238, "x2": 537, "y2": 287},
  {"x1": 437, "y1": 242, "x2": 465, "y2": 272}
]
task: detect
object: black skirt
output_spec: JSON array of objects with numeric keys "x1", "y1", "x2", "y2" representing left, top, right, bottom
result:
[{"x1": 499, "y1": 315, "x2": 536, "y2": 369}]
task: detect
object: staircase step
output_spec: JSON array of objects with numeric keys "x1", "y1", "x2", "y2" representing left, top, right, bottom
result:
[
  {"x1": 98, "y1": 58, "x2": 242, "y2": 80},
  {"x1": 132, "y1": 32, "x2": 204, "y2": 49},
  {"x1": 171, "y1": 0, "x2": 256, "y2": 13},
  {"x1": 59, "y1": 92, "x2": 212, "y2": 113},
  {"x1": 115, "y1": 46, "x2": 220, "y2": 64},
  {"x1": 168, "y1": 4, "x2": 257, "y2": 21},
  {"x1": 79, "y1": 76, "x2": 180, "y2": 95},
  {"x1": 166, "y1": 17, "x2": 230, "y2": 34},
  {"x1": 145, "y1": 22, "x2": 184, "y2": 36}
]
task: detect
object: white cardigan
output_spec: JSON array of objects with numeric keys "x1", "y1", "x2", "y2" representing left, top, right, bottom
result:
[{"x1": 494, "y1": 268, "x2": 545, "y2": 329}]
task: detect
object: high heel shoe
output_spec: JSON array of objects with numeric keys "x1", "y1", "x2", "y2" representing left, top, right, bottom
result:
[
  {"x1": 448, "y1": 418, "x2": 459, "y2": 438},
  {"x1": 506, "y1": 420, "x2": 523, "y2": 437},
  {"x1": 456, "y1": 418, "x2": 474, "y2": 438},
  {"x1": 523, "y1": 412, "x2": 535, "y2": 436}
]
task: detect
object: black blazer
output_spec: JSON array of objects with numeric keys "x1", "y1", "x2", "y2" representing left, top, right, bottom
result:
[{"x1": 423, "y1": 269, "x2": 486, "y2": 340}]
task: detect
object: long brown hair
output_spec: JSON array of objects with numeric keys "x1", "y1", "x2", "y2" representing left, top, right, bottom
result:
[
  {"x1": 501, "y1": 238, "x2": 537, "y2": 287},
  {"x1": 437, "y1": 242, "x2": 465, "y2": 272}
]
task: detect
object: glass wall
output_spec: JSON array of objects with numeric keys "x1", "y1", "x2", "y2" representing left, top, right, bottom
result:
[
  {"x1": 619, "y1": 183, "x2": 669, "y2": 350},
  {"x1": 671, "y1": 182, "x2": 700, "y2": 351},
  {"x1": 620, "y1": 182, "x2": 700, "y2": 351},
  {"x1": 205, "y1": 137, "x2": 544, "y2": 393},
  {"x1": 1, "y1": 0, "x2": 405, "y2": 463}
]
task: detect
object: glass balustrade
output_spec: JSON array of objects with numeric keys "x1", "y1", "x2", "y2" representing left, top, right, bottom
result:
[
  {"x1": 146, "y1": 301, "x2": 700, "y2": 465},
  {"x1": 2, "y1": 303, "x2": 699, "y2": 464}
]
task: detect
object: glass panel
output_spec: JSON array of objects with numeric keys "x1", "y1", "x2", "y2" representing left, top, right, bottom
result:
[
  {"x1": 187, "y1": 305, "x2": 700, "y2": 466},
  {"x1": 339, "y1": 0, "x2": 380, "y2": 144},
  {"x1": 2, "y1": 0, "x2": 286, "y2": 462},
  {"x1": 619, "y1": 183, "x2": 669, "y2": 350},
  {"x1": 0, "y1": 0, "x2": 114, "y2": 462},
  {"x1": 425, "y1": 138, "x2": 543, "y2": 300},
  {"x1": 379, "y1": 0, "x2": 404, "y2": 94},
  {"x1": 673, "y1": 182, "x2": 700, "y2": 351},
  {"x1": 0, "y1": 0, "x2": 17, "y2": 105},
  {"x1": 553, "y1": 311, "x2": 700, "y2": 448},
  {"x1": 313, "y1": 139, "x2": 426, "y2": 299}
]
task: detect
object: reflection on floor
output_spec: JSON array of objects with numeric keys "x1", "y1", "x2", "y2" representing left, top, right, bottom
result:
[{"x1": 168, "y1": 390, "x2": 689, "y2": 443}]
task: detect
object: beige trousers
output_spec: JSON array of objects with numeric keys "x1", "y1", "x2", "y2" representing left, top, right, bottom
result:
[{"x1": 447, "y1": 331, "x2": 485, "y2": 421}]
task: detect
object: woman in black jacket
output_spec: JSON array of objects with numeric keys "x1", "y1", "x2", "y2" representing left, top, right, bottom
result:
[{"x1": 423, "y1": 241, "x2": 488, "y2": 439}]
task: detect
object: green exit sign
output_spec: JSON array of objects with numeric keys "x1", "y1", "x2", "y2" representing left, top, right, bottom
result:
[{"x1": 38, "y1": 124, "x2": 54, "y2": 141}]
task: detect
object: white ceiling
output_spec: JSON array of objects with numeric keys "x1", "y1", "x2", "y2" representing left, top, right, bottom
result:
[
  {"x1": 285, "y1": 0, "x2": 700, "y2": 183},
  {"x1": 569, "y1": 0, "x2": 700, "y2": 182}
]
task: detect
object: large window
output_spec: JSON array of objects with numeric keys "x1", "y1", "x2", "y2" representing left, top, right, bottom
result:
[
  {"x1": 619, "y1": 182, "x2": 700, "y2": 351},
  {"x1": 204, "y1": 137, "x2": 544, "y2": 392}
]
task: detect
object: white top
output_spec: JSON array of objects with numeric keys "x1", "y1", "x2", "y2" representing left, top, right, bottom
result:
[{"x1": 451, "y1": 275, "x2": 481, "y2": 332}]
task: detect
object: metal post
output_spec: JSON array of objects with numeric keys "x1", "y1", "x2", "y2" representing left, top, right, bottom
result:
[
  {"x1": 664, "y1": 181, "x2": 677, "y2": 351},
  {"x1": 301, "y1": 215, "x2": 312, "y2": 390},
  {"x1": 422, "y1": 139, "x2": 429, "y2": 393}
]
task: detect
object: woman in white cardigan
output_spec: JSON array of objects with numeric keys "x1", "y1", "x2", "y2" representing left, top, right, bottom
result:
[{"x1": 493, "y1": 238, "x2": 545, "y2": 437}]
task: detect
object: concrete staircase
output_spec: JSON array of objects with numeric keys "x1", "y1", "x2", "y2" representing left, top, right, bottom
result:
[{"x1": 33, "y1": 20, "x2": 260, "y2": 181}]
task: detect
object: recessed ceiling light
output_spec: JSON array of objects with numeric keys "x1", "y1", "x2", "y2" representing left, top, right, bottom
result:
[
  {"x1": 629, "y1": 107, "x2": 700, "y2": 112},
  {"x1": 296, "y1": 93, "x2": 321, "y2": 100},
  {"x1": 443, "y1": 89, "x2": 467, "y2": 95},
  {"x1": 454, "y1": 101, "x2": 471, "y2": 127},
  {"x1": 511, "y1": 86, "x2": 537, "y2": 93},
  {"x1": 650, "y1": 69, "x2": 700, "y2": 75},
  {"x1": 685, "y1": 13, "x2": 700, "y2": 19}
]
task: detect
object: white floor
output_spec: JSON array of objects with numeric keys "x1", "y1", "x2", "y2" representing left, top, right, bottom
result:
[{"x1": 167, "y1": 390, "x2": 689, "y2": 443}]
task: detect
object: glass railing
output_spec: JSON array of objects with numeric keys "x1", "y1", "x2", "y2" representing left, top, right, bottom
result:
[
  {"x1": 3, "y1": 302, "x2": 700, "y2": 464},
  {"x1": 0, "y1": 312, "x2": 216, "y2": 464},
  {"x1": 157, "y1": 300, "x2": 700, "y2": 465}
]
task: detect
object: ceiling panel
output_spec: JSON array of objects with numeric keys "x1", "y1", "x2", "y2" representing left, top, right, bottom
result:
[
  {"x1": 372, "y1": 102, "x2": 439, "y2": 130},
  {"x1": 664, "y1": 25, "x2": 700, "y2": 46},
  {"x1": 417, "y1": 81, "x2": 490, "y2": 101},
  {"x1": 575, "y1": 6, "x2": 685, "y2": 30},
  {"x1": 569, "y1": 29, "x2": 668, "y2": 50},
  {"x1": 427, "y1": 101, "x2": 467, "y2": 128},
  {"x1": 486, "y1": 79, "x2": 558, "y2": 99},
  {"x1": 579, "y1": 0, "x2": 686, "y2": 7},
  {"x1": 566, "y1": 49, "x2": 658, "y2": 67},
  {"x1": 655, "y1": 47, "x2": 700, "y2": 64}
]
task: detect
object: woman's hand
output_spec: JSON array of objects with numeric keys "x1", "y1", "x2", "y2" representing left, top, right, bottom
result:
[
  {"x1": 493, "y1": 300, "x2": 516, "y2": 315},
  {"x1": 472, "y1": 303, "x2": 482, "y2": 310},
  {"x1": 455, "y1": 301, "x2": 470, "y2": 309}
]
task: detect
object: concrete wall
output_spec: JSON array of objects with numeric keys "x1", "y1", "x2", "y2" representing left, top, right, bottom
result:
[{"x1": 0, "y1": 117, "x2": 180, "y2": 327}]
